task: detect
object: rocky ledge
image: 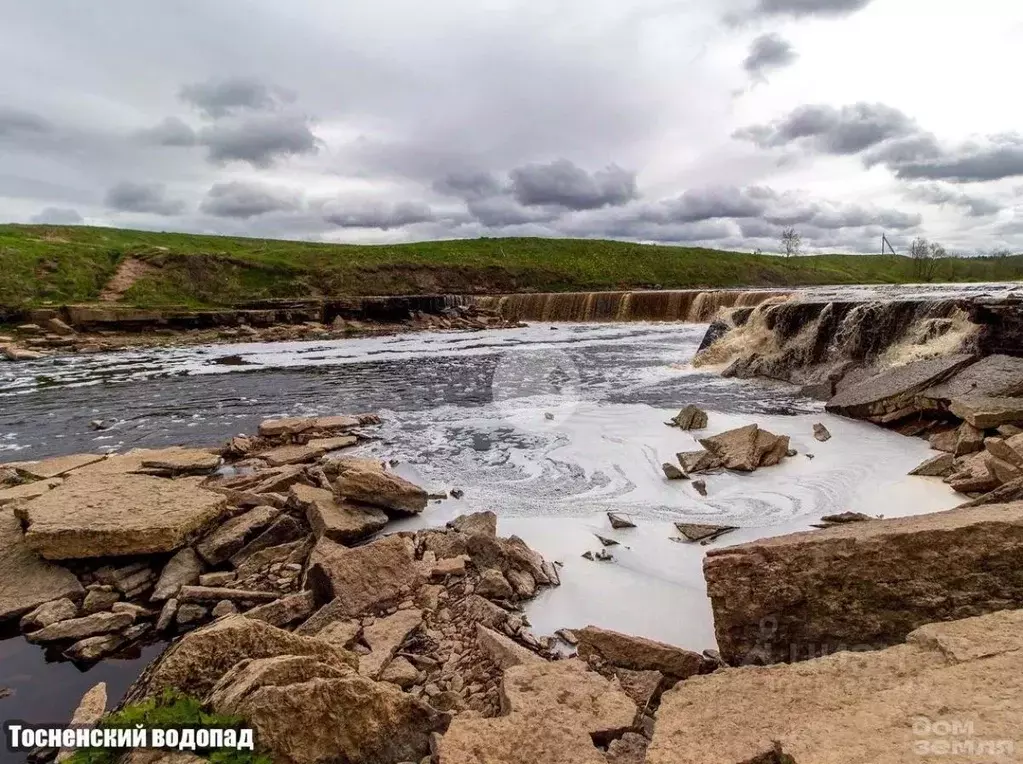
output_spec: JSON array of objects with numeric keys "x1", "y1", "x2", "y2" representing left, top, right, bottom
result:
[{"x1": 0, "y1": 301, "x2": 519, "y2": 362}]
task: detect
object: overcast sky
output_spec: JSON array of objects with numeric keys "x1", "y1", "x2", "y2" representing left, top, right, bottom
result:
[{"x1": 1, "y1": 0, "x2": 1020, "y2": 254}]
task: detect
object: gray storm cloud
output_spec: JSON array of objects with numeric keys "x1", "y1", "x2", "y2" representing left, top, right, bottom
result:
[
  {"x1": 104, "y1": 182, "x2": 187, "y2": 216},
  {"x1": 743, "y1": 34, "x2": 798, "y2": 80}
]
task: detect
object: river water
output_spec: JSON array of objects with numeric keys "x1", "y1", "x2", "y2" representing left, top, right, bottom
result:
[{"x1": 0, "y1": 321, "x2": 962, "y2": 744}]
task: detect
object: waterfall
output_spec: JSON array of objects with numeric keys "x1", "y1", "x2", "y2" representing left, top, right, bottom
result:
[{"x1": 470, "y1": 289, "x2": 790, "y2": 323}]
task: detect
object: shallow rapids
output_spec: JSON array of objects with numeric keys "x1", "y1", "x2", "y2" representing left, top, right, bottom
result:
[{"x1": 0, "y1": 321, "x2": 961, "y2": 736}]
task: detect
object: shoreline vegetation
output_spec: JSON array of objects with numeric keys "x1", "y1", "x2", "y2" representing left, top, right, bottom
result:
[{"x1": 2, "y1": 224, "x2": 1022, "y2": 309}]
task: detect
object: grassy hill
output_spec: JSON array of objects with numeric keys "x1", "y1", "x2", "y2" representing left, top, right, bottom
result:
[{"x1": 1, "y1": 224, "x2": 1021, "y2": 308}]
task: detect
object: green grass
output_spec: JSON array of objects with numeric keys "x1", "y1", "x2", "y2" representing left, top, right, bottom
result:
[
  {"x1": 2, "y1": 223, "x2": 1021, "y2": 308},
  {"x1": 64, "y1": 690, "x2": 272, "y2": 764}
]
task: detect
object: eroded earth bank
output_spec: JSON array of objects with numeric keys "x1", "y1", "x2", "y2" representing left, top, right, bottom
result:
[{"x1": 2, "y1": 287, "x2": 1023, "y2": 763}]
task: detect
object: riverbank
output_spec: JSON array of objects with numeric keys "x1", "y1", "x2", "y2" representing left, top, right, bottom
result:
[{"x1": 4, "y1": 224, "x2": 1023, "y2": 308}]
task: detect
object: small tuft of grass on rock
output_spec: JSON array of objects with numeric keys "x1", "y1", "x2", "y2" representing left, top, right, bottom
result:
[{"x1": 65, "y1": 689, "x2": 272, "y2": 764}]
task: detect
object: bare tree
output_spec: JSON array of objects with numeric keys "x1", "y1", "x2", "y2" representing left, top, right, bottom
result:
[
  {"x1": 992, "y1": 248, "x2": 1012, "y2": 259},
  {"x1": 780, "y1": 228, "x2": 801, "y2": 258},
  {"x1": 909, "y1": 237, "x2": 944, "y2": 282}
]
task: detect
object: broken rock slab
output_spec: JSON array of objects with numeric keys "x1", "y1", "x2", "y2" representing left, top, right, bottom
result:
[
  {"x1": 673, "y1": 523, "x2": 736, "y2": 543},
  {"x1": 698, "y1": 424, "x2": 790, "y2": 472},
  {"x1": 358, "y1": 608, "x2": 424, "y2": 679},
  {"x1": 704, "y1": 502, "x2": 1023, "y2": 665},
  {"x1": 151, "y1": 548, "x2": 203, "y2": 602},
  {"x1": 666, "y1": 405, "x2": 708, "y2": 430},
  {"x1": 260, "y1": 436, "x2": 358, "y2": 467},
  {"x1": 26, "y1": 611, "x2": 134, "y2": 643},
  {"x1": 909, "y1": 452, "x2": 955, "y2": 477},
  {"x1": 0, "y1": 513, "x2": 84, "y2": 622},
  {"x1": 646, "y1": 608, "x2": 1023, "y2": 764},
  {"x1": 825, "y1": 354, "x2": 975, "y2": 422},
  {"x1": 55, "y1": 682, "x2": 107, "y2": 762},
  {"x1": 122, "y1": 614, "x2": 358, "y2": 703},
  {"x1": 23, "y1": 474, "x2": 229, "y2": 560},
  {"x1": 576, "y1": 625, "x2": 704, "y2": 680},
  {"x1": 195, "y1": 504, "x2": 282, "y2": 565},
  {"x1": 0, "y1": 478, "x2": 63, "y2": 506},
  {"x1": 208, "y1": 654, "x2": 446, "y2": 764},
  {"x1": 951, "y1": 395, "x2": 1023, "y2": 429},
  {"x1": 306, "y1": 535, "x2": 422, "y2": 617},
  {"x1": 289, "y1": 484, "x2": 388, "y2": 544},
  {"x1": 436, "y1": 659, "x2": 637, "y2": 764},
  {"x1": 138, "y1": 448, "x2": 221, "y2": 476},
  {"x1": 335, "y1": 468, "x2": 429, "y2": 515},
  {"x1": 675, "y1": 449, "x2": 722, "y2": 475},
  {"x1": 918, "y1": 353, "x2": 1023, "y2": 410}
]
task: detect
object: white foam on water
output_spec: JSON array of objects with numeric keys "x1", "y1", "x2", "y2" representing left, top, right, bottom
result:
[{"x1": 385, "y1": 401, "x2": 961, "y2": 652}]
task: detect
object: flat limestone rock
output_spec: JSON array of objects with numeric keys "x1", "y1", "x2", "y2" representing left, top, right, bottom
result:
[
  {"x1": 704, "y1": 502, "x2": 1023, "y2": 665},
  {"x1": 195, "y1": 504, "x2": 282, "y2": 565},
  {"x1": 56, "y1": 682, "x2": 107, "y2": 762},
  {"x1": 0, "y1": 478, "x2": 62, "y2": 506},
  {"x1": 289, "y1": 484, "x2": 388, "y2": 544},
  {"x1": 151, "y1": 548, "x2": 203, "y2": 602},
  {"x1": 825, "y1": 354, "x2": 976, "y2": 421},
  {"x1": 260, "y1": 437, "x2": 358, "y2": 467},
  {"x1": 951, "y1": 395, "x2": 1023, "y2": 429},
  {"x1": 946, "y1": 451, "x2": 1001, "y2": 494},
  {"x1": 23, "y1": 474, "x2": 229, "y2": 560},
  {"x1": 646, "y1": 609, "x2": 1023, "y2": 764},
  {"x1": 26, "y1": 611, "x2": 134, "y2": 643},
  {"x1": 0, "y1": 514, "x2": 84, "y2": 622},
  {"x1": 258, "y1": 417, "x2": 315, "y2": 438},
  {"x1": 335, "y1": 468, "x2": 429, "y2": 515},
  {"x1": 4, "y1": 453, "x2": 107, "y2": 480},
  {"x1": 139, "y1": 448, "x2": 221, "y2": 475},
  {"x1": 919, "y1": 354, "x2": 1023, "y2": 409}
]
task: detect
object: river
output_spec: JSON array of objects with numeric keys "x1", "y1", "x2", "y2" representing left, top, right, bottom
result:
[{"x1": 0, "y1": 320, "x2": 962, "y2": 749}]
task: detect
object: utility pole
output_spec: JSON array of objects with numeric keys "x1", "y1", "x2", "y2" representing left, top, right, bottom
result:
[{"x1": 881, "y1": 233, "x2": 897, "y2": 256}]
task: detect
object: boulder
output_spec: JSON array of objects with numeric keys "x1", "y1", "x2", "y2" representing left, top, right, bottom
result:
[
  {"x1": 358, "y1": 608, "x2": 424, "y2": 678},
  {"x1": 64, "y1": 634, "x2": 126, "y2": 662},
  {"x1": 607, "y1": 513, "x2": 636, "y2": 530},
  {"x1": 667, "y1": 405, "x2": 708, "y2": 430},
  {"x1": 20, "y1": 598, "x2": 79, "y2": 631},
  {"x1": 646, "y1": 609, "x2": 1023, "y2": 764},
  {"x1": 674, "y1": 450, "x2": 721, "y2": 476},
  {"x1": 953, "y1": 422, "x2": 986, "y2": 456},
  {"x1": 335, "y1": 468, "x2": 429, "y2": 515},
  {"x1": 82, "y1": 588, "x2": 120, "y2": 614},
  {"x1": 306, "y1": 535, "x2": 422, "y2": 616},
  {"x1": 987, "y1": 454, "x2": 1023, "y2": 484},
  {"x1": 812, "y1": 423, "x2": 831, "y2": 442},
  {"x1": 261, "y1": 437, "x2": 358, "y2": 467},
  {"x1": 0, "y1": 513, "x2": 84, "y2": 622},
  {"x1": 703, "y1": 502, "x2": 1023, "y2": 665},
  {"x1": 928, "y1": 427, "x2": 958, "y2": 453},
  {"x1": 447, "y1": 511, "x2": 498, "y2": 537},
  {"x1": 195, "y1": 505, "x2": 282, "y2": 565},
  {"x1": 26, "y1": 611, "x2": 134, "y2": 643},
  {"x1": 611, "y1": 668, "x2": 664, "y2": 711},
  {"x1": 825, "y1": 354, "x2": 975, "y2": 422},
  {"x1": 234, "y1": 538, "x2": 311, "y2": 579},
  {"x1": 22, "y1": 474, "x2": 229, "y2": 560},
  {"x1": 151, "y1": 548, "x2": 203, "y2": 602},
  {"x1": 437, "y1": 659, "x2": 636, "y2": 764},
  {"x1": 986, "y1": 433, "x2": 1023, "y2": 468},
  {"x1": 123, "y1": 614, "x2": 358, "y2": 702},
  {"x1": 0, "y1": 477, "x2": 63, "y2": 506},
  {"x1": 477, "y1": 568, "x2": 514, "y2": 600},
  {"x1": 661, "y1": 463, "x2": 687, "y2": 480},
  {"x1": 289, "y1": 484, "x2": 388, "y2": 544},
  {"x1": 909, "y1": 452, "x2": 955, "y2": 477},
  {"x1": 379, "y1": 656, "x2": 419, "y2": 689},
  {"x1": 209, "y1": 657, "x2": 446, "y2": 764},
  {"x1": 698, "y1": 424, "x2": 790, "y2": 472},
  {"x1": 575, "y1": 625, "x2": 704, "y2": 680},
  {"x1": 946, "y1": 451, "x2": 1001, "y2": 493},
  {"x1": 951, "y1": 395, "x2": 1023, "y2": 429},
  {"x1": 55, "y1": 682, "x2": 107, "y2": 762}
]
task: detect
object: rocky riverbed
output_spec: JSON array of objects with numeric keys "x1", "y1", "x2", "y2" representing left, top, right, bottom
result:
[{"x1": 2, "y1": 303, "x2": 1023, "y2": 763}]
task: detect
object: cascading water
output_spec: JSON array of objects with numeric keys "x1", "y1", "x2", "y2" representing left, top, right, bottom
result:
[{"x1": 472, "y1": 289, "x2": 790, "y2": 323}]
